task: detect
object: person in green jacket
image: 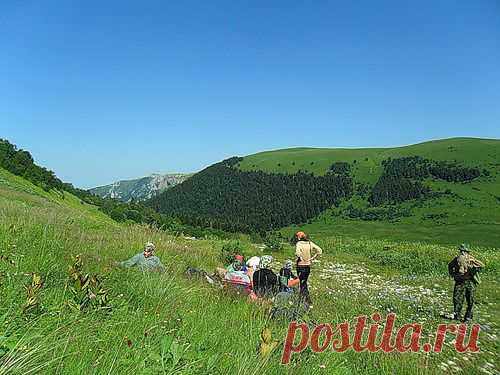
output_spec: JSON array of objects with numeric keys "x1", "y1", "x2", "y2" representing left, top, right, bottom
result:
[
  {"x1": 447, "y1": 243, "x2": 484, "y2": 323},
  {"x1": 118, "y1": 242, "x2": 165, "y2": 272},
  {"x1": 226, "y1": 255, "x2": 247, "y2": 273}
]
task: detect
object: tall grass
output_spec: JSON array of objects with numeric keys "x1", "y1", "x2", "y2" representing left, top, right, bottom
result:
[
  {"x1": 0, "y1": 190, "x2": 351, "y2": 374},
  {"x1": 313, "y1": 237, "x2": 499, "y2": 276},
  {"x1": 1, "y1": 177, "x2": 499, "y2": 374}
]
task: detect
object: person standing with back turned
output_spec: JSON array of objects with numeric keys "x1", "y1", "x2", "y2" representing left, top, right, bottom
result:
[{"x1": 294, "y1": 231, "x2": 322, "y2": 306}]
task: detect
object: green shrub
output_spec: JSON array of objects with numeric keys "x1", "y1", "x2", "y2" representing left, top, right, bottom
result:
[
  {"x1": 220, "y1": 240, "x2": 247, "y2": 264},
  {"x1": 329, "y1": 161, "x2": 351, "y2": 175},
  {"x1": 67, "y1": 255, "x2": 110, "y2": 312},
  {"x1": 22, "y1": 273, "x2": 44, "y2": 316},
  {"x1": 264, "y1": 231, "x2": 283, "y2": 252}
]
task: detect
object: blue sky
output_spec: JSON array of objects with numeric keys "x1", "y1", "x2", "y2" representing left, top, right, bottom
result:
[{"x1": 1, "y1": 1, "x2": 499, "y2": 188}]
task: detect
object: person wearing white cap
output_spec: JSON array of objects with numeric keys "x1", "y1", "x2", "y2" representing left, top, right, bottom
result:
[{"x1": 246, "y1": 256, "x2": 261, "y2": 271}]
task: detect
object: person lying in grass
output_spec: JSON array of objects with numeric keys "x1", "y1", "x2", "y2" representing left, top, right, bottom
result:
[
  {"x1": 215, "y1": 254, "x2": 247, "y2": 278},
  {"x1": 117, "y1": 242, "x2": 165, "y2": 272},
  {"x1": 227, "y1": 254, "x2": 247, "y2": 272},
  {"x1": 223, "y1": 260, "x2": 252, "y2": 287}
]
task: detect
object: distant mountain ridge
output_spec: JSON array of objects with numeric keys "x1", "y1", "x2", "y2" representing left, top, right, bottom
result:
[{"x1": 89, "y1": 173, "x2": 191, "y2": 202}]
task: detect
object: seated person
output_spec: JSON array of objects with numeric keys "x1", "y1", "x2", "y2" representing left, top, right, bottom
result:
[
  {"x1": 118, "y1": 242, "x2": 165, "y2": 272},
  {"x1": 279, "y1": 260, "x2": 298, "y2": 292},
  {"x1": 227, "y1": 254, "x2": 247, "y2": 273},
  {"x1": 245, "y1": 256, "x2": 260, "y2": 281},
  {"x1": 224, "y1": 261, "x2": 252, "y2": 288},
  {"x1": 246, "y1": 256, "x2": 261, "y2": 271},
  {"x1": 253, "y1": 255, "x2": 278, "y2": 298}
]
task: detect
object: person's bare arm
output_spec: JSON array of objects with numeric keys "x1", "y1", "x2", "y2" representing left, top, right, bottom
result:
[{"x1": 311, "y1": 242, "x2": 323, "y2": 260}]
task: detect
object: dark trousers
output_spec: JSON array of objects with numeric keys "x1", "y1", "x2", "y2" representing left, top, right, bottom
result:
[
  {"x1": 296, "y1": 265, "x2": 311, "y2": 304},
  {"x1": 453, "y1": 280, "x2": 475, "y2": 320}
]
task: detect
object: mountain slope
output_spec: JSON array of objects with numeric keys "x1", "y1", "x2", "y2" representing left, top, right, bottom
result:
[
  {"x1": 239, "y1": 137, "x2": 499, "y2": 184},
  {"x1": 89, "y1": 173, "x2": 190, "y2": 202},
  {"x1": 149, "y1": 157, "x2": 353, "y2": 232},
  {"x1": 149, "y1": 138, "x2": 500, "y2": 245}
]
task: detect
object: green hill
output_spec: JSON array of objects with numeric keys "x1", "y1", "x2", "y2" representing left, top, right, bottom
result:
[
  {"x1": 0, "y1": 167, "x2": 117, "y2": 230},
  {"x1": 150, "y1": 138, "x2": 500, "y2": 246},
  {"x1": 0, "y1": 138, "x2": 208, "y2": 237},
  {"x1": 241, "y1": 137, "x2": 500, "y2": 246},
  {"x1": 239, "y1": 137, "x2": 499, "y2": 184}
]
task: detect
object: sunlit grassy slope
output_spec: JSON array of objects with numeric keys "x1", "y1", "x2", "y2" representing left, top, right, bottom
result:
[
  {"x1": 0, "y1": 167, "x2": 347, "y2": 374},
  {"x1": 1, "y1": 167, "x2": 499, "y2": 374},
  {"x1": 239, "y1": 138, "x2": 499, "y2": 183},
  {"x1": 240, "y1": 138, "x2": 500, "y2": 247}
]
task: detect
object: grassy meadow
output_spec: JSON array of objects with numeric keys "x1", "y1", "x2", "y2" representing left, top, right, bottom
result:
[
  {"x1": 1, "y1": 167, "x2": 499, "y2": 374},
  {"x1": 239, "y1": 138, "x2": 499, "y2": 182}
]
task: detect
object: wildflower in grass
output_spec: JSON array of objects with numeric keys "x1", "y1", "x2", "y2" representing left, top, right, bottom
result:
[
  {"x1": 259, "y1": 328, "x2": 279, "y2": 359},
  {"x1": 23, "y1": 273, "x2": 44, "y2": 316}
]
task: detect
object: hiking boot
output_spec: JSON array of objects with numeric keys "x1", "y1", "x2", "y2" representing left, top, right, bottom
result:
[{"x1": 442, "y1": 312, "x2": 461, "y2": 321}]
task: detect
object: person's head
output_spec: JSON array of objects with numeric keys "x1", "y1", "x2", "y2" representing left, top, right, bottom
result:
[
  {"x1": 247, "y1": 256, "x2": 261, "y2": 270},
  {"x1": 260, "y1": 255, "x2": 273, "y2": 269},
  {"x1": 232, "y1": 261, "x2": 242, "y2": 271},
  {"x1": 295, "y1": 231, "x2": 307, "y2": 242},
  {"x1": 284, "y1": 260, "x2": 293, "y2": 270},
  {"x1": 458, "y1": 243, "x2": 470, "y2": 254},
  {"x1": 144, "y1": 242, "x2": 155, "y2": 257},
  {"x1": 234, "y1": 254, "x2": 244, "y2": 263}
]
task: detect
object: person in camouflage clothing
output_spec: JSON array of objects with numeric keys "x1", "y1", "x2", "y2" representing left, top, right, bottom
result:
[
  {"x1": 447, "y1": 244, "x2": 484, "y2": 323},
  {"x1": 118, "y1": 242, "x2": 165, "y2": 272}
]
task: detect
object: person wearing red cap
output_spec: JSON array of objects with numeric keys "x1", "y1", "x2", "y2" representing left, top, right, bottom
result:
[{"x1": 294, "y1": 231, "x2": 322, "y2": 305}]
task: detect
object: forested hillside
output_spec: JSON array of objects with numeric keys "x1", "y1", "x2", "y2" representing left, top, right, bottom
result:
[
  {"x1": 148, "y1": 157, "x2": 353, "y2": 232},
  {"x1": 149, "y1": 138, "x2": 500, "y2": 243},
  {"x1": 368, "y1": 156, "x2": 482, "y2": 205},
  {"x1": 4, "y1": 137, "x2": 498, "y2": 243}
]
